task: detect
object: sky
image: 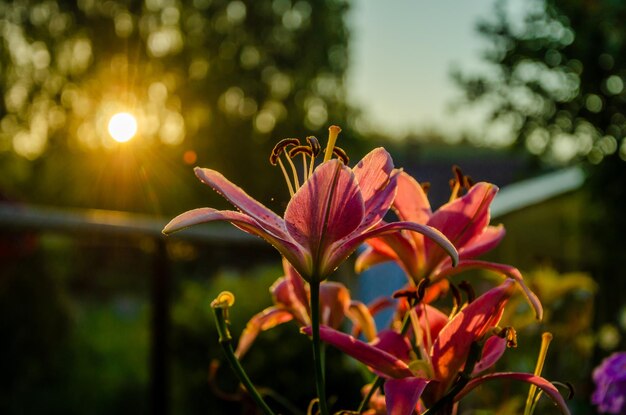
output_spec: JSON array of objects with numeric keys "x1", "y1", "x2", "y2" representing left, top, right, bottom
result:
[{"x1": 347, "y1": 0, "x2": 525, "y2": 141}]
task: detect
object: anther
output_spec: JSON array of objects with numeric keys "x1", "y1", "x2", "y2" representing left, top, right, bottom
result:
[
  {"x1": 495, "y1": 326, "x2": 518, "y2": 348},
  {"x1": 420, "y1": 182, "x2": 431, "y2": 194},
  {"x1": 306, "y1": 136, "x2": 321, "y2": 157},
  {"x1": 458, "y1": 280, "x2": 475, "y2": 304},
  {"x1": 393, "y1": 287, "x2": 418, "y2": 303},
  {"x1": 416, "y1": 278, "x2": 430, "y2": 302},
  {"x1": 449, "y1": 283, "x2": 462, "y2": 317},
  {"x1": 449, "y1": 165, "x2": 466, "y2": 201},
  {"x1": 452, "y1": 165, "x2": 464, "y2": 184},
  {"x1": 289, "y1": 145, "x2": 314, "y2": 158},
  {"x1": 332, "y1": 147, "x2": 350, "y2": 164},
  {"x1": 270, "y1": 138, "x2": 300, "y2": 165}
]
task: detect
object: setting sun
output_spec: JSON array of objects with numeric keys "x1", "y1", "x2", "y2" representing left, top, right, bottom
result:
[{"x1": 108, "y1": 112, "x2": 138, "y2": 142}]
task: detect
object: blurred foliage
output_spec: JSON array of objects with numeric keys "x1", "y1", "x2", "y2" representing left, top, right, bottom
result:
[
  {"x1": 0, "y1": 0, "x2": 363, "y2": 214},
  {"x1": 454, "y1": 0, "x2": 626, "y2": 165},
  {"x1": 0, "y1": 242, "x2": 73, "y2": 413},
  {"x1": 170, "y1": 264, "x2": 365, "y2": 414},
  {"x1": 455, "y1": 0, "x2": 626, "y2": 354}
]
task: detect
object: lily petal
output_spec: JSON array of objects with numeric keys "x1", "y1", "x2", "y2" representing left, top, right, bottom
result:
[
  {"x1": 354, "y1": 243, "x2": 397, "y2": 274},
  {"x1": 356, "y1": 232, "x2": 420, "y2": 279},
  {"x1": 455, "y1": 372, "x2": 571, "y2": 415},
  {"x1": 434, "y1": 260, "x2": 543, "y2": 320},
  {"x1": 425, "y1": 182, "x2": 497, "y2": 271},
  {"x1": 431, "y1": 279, "x2": 515, "y2": 388},
  {"x1": 163, "y1": 208, "x2": 312, "y2": 278},
  {"x1": 393, "y1": 171, "x2": 432, "y2": 225},
  {"x1": 270, "y1": 276, "x2": 309, "y2": 325},
  {"x1": 319, "y1": 282, "x2": 351, "y2": 329},
  {"x1": 284, "y1": 160, "x2": 364, "y2": 277},
  {"x1": 356, "y1": 170, "x2": 399, "y2": 232},
  {"x1": 328, "y1": 221, "x2": 458, "y2": 278},
  {"x1": 282, "y1": 259, "x2": 310, "y2": 316},
  {"x1": 472, "y1": 336, "x2": 507, "y2": 375},
  {"x1": 415, "y1": 303, "x2": 450, "y2": 347},
  {"x1": 347, "y1": 301, "x2": 378, "y2": 341},
  {"x1": 194, "y1": 167, "x2": 289, "y2": 237},
  {"x1": 459, "y1": 225, "x2": 506, "y2": 260},
  {"x1": 301, "y1": 325, "x2": 414, "y2": 379},
  {"x1": 352, "y1": 147, "x2": 395, "y2": 206},
  {"x1": 235, "y1": 307, "x2": 294, "y2": 359},
  {"x1": 384, "y1": 378, "x2": 430, "y2": 415},
  {"x1": 370, "y1": 330, "x2": 413, "y2": 363}
]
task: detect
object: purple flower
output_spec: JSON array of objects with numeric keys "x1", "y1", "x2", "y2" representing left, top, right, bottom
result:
[{"x1": 592, "y1": 352, "x2": 626, "y2": 414}]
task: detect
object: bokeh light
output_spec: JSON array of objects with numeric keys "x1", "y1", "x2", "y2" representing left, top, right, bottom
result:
[{"x1": 108, "y1": 112, "x2": 138, "y2": 143}]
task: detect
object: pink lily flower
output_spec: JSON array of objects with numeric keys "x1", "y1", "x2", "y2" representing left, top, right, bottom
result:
[
  {"x1": 355, "y1": 170, "x2": 543, "y2": 319},
  {"x1": 234, "y1": 259, "x2": 378, "y2": 359},
  {"x1": 302, "y1": 280, "x2": 570, "y2": 415},
  {"x1": 163, "y1": 127, "x2": 458, "y2": 282}
]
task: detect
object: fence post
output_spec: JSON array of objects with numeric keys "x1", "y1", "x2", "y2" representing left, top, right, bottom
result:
[{"x1": 151, "y1": 238, "x2": 171, "y2": 415}]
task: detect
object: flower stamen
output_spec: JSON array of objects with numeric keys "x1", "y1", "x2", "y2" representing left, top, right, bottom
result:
[
  {"x1": 269, "y1": 127, "x2": 350, "y2": 197},
  {"x1": 270, "y1": 138, "x2": 300, "y2": 197},
  {"x1": 332, "y1": 147, "x2": 350, "y2": 164},
  {"x1": 306, "y1": 136, "x2": 321, "y2": 178},
  {"x1": 323, "y1": 125, "x2": 342, "y2": 162},
  {"x1": 448, "y1": 165, "x2": 474, "y2": 202}
]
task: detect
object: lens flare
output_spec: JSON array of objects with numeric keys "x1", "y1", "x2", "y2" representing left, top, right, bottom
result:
[{"x1": 108, "y1": 112, "x2": 138, "y2": 142}]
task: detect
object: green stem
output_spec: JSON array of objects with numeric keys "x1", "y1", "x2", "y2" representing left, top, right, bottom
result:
[
  {"x1": 310, "y1": 280, "x2": 330, "y2": 415},
  {"x1": 213, "y1": 307, "x2": 276, "y2": 415},
  {"x1": 357, "y1": 377, "x2": 385, "y2": 413}
]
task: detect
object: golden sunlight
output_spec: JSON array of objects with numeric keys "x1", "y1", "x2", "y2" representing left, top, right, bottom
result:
[{"x1": 108, "y1": 112, "x2": 138, "y2": 142}]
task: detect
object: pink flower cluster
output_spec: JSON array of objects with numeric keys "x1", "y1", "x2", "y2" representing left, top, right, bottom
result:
[{"x1": 165, "y1": 127, "x2": 570, "y2": 415}]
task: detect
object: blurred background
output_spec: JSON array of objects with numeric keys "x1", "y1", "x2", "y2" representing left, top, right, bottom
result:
[{"x1": 0, "y1": 0, "x2": 625, "y2": 413}]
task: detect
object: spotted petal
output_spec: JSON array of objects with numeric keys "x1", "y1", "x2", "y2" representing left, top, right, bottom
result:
[
  {"x1": 285, "y1": 160, "x2": 364, "y2": 278},
  {"x1": 353, "y1": 147, "x2": 395, "y2": 205},
  {"x1": 352, "y1": 148, "x2": 399, "y2": 230},
  {"x1": 194, "y1": 167, "x2": 288, "y2": 237},
  {"x1": 393, "y1": 171, "x2": 432, "y2": 224},
  {"x1": 425, "y1": 182, "x2": 497, "y2": 271},
  {"x1": 431, "y1": 279, "x2": 515, "y2": 389},
  {"x1": 163, "y1": 208, "x2": 312, "y2": 278}
]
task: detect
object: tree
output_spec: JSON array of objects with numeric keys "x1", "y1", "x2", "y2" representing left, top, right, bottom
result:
[
  {"x1": 0, "y1": 0, "x2": 354, "y2": 213},
  {"x1": 455, "y1": 0, "x2": 626, "y2": 352}
]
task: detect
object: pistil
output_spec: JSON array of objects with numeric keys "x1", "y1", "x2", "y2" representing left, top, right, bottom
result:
[
  {"x1": 323, "y1": 125, "x2": 342, "y2": 162},
  {"x1": 269, "y1": 127, "x2": 349, "y2": 197},
  {"x1": 524, "y1": 332, "x2": 553, "y2": 415}
]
